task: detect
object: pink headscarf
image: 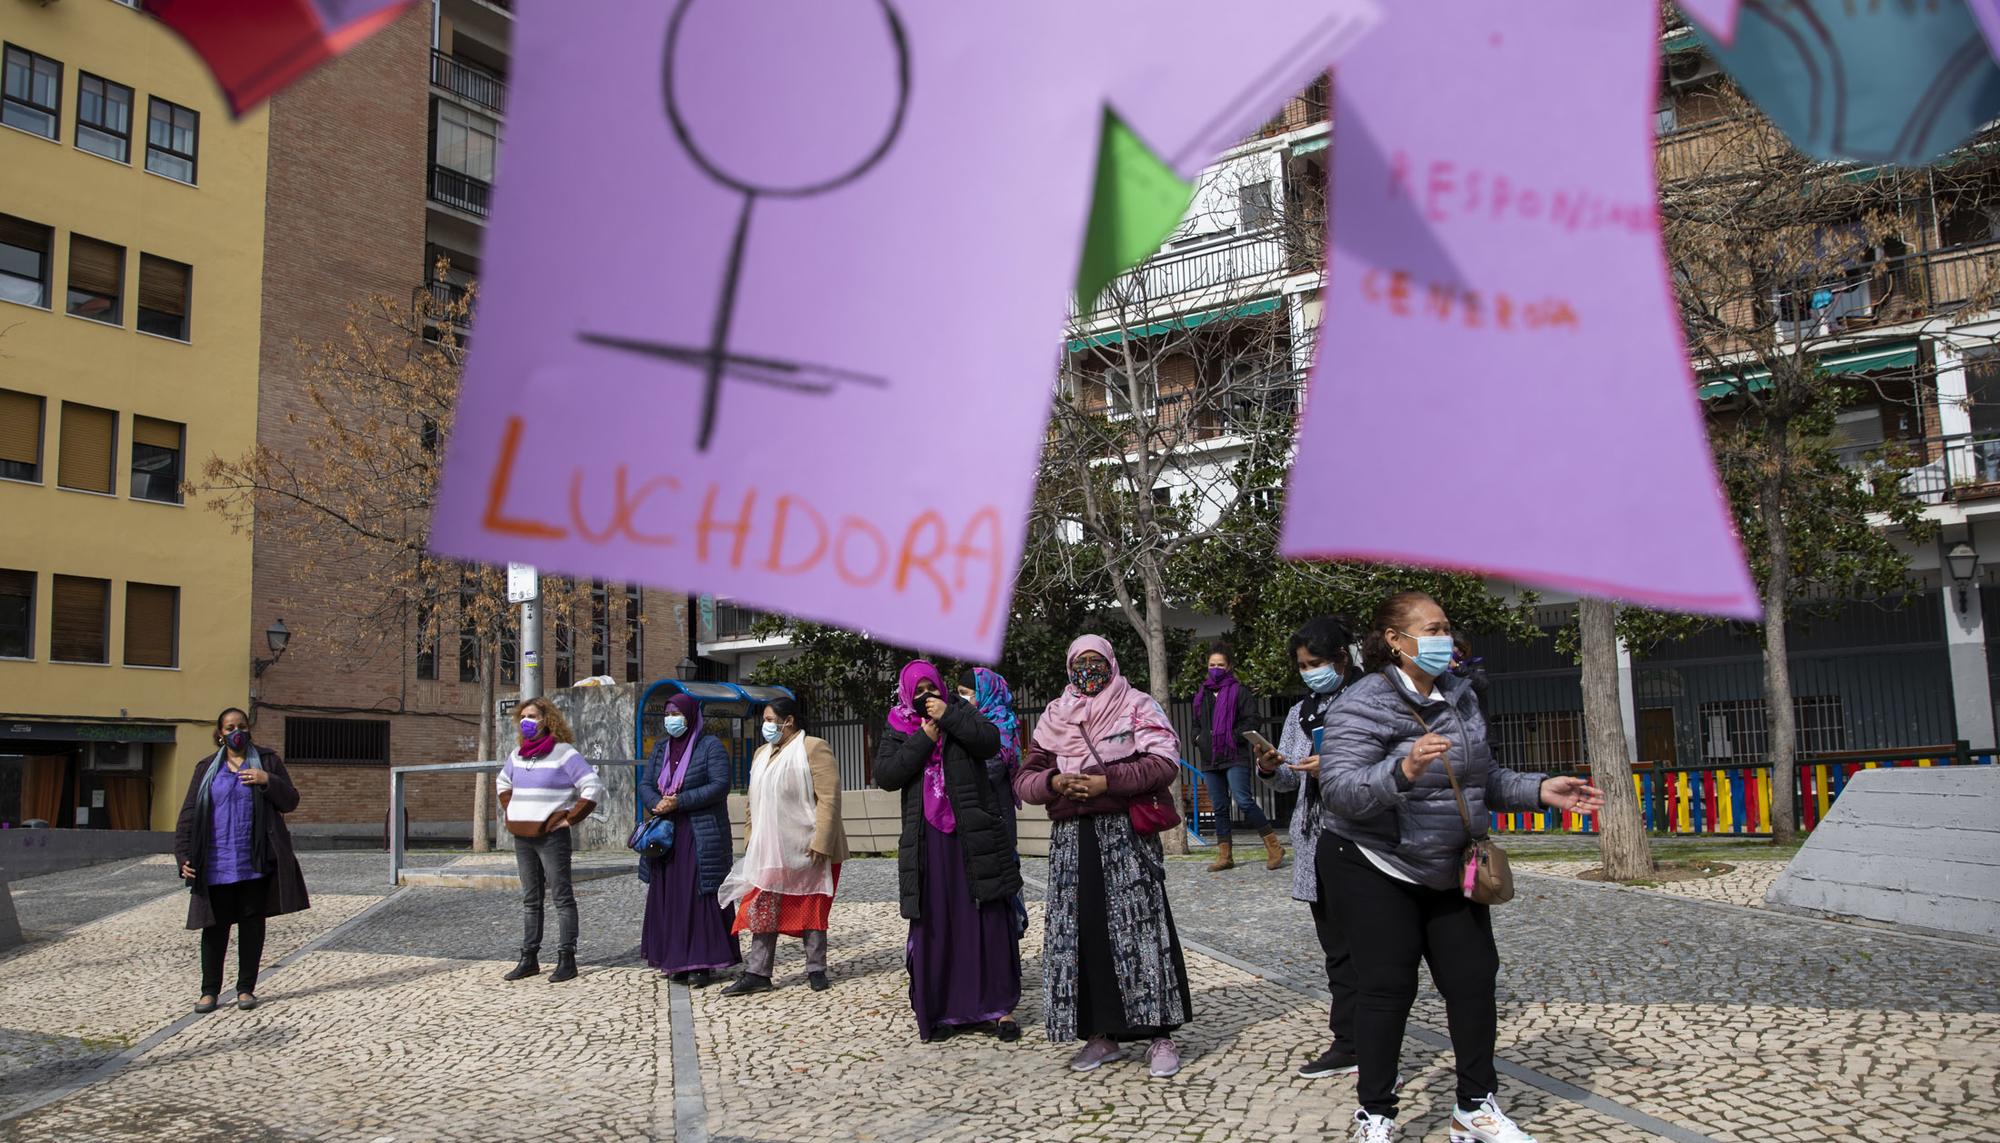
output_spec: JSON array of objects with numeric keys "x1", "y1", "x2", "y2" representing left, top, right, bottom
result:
[
  {"x1": 1031, "y1": 635, "x2": 1180, "y2": 775},
  {"x1": 888, "y1": 660, "x2": 954, "y2": 834}
]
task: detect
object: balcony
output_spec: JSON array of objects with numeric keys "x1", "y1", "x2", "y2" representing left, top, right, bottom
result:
[
  {"x1": 707, "y1": 601, "x2": 772, "y2": 643},
  {"x1": 1764, "y1": 242, "x2": 2000, "y2": 337},
  {"x1": 1076, "y1": 231, "x2": 1286, "y2": 319},
  {"x1": 413, "y1": 279, "x2": 472, "y2": 324},
  {"x1": 1848, "y1": 432, "x2": 2000, "y2": 506},
  {"x1": 428, "y1": 164, "x2": 491, "y2": 219},
  {"x1": 431, "y1": 51, "x2": 507, "y2": 115}
]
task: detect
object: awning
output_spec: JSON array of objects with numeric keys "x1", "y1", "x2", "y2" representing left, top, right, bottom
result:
[
  {"x1": 1697, "y1": 343, "x2": 1919, "y2": 400},
  {"x1": 1291, "y1": 134, "x2": 1329, "y2": 156},
  {"x1": 1662, "y1": 27, "x2": 1699, "y2": 54},
  {"x1": 1067, "y1": 296, "x2": 1283, "y2": 353}
]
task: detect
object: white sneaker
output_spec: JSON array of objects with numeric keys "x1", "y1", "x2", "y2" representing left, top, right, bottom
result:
[
  {"x1": 1349, "y1": 1109, "x2": 1396, "y2": 1142},
  {"x1": 1450, "y1": 1094, "x2": 1536, "y2": 1143}
]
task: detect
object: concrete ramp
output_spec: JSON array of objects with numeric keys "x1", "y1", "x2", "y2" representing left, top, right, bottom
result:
[{"x1": 1767, "y1": 764, "x2": 2000, "y2": 942}]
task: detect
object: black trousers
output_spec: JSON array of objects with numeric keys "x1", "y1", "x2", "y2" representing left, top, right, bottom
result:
[
  {"x1": 199, "y1": 879, "x2": 269, "y2": 998},
  {"x1": 1323, "y1": 835, "x2": 1498, "y2": 1118},
  {"x1": 1307, "y1": 851, "x2": 1358, "y2": 1049}
]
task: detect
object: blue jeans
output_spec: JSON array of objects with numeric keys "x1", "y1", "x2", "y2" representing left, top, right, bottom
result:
[{"x1": 1201, "y1": 766, "x2": 1270, "y2": 837}]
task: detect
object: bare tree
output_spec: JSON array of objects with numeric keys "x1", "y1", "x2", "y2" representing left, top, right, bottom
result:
[
  {"x1": 1577, "y1": 598, "x2": 1649, "y2": 877},
  {"x1": 198, "y1": 276, "x2": 582, "y2": 847}
]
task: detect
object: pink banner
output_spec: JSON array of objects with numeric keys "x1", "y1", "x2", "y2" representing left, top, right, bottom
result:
[
  {"x1": 1676, "y1": 0, "x2": 1741, "y2": 45},
  {"x1": 1281, "y1": 0, "x2": 1758, "y2": 619},
  {"x1": 429, "y1": 0, "x2": 1380, "y2": 661}
]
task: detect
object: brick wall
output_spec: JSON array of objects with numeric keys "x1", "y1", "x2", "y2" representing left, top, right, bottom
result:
[{"x1": 250, "y1": 9, "x2": 689, "y2": 830}]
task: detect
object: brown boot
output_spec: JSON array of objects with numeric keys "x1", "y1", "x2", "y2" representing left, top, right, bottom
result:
[
  {"x1": 1207, "y1": 840, "x2": 1234, "y2": 872},
  {"x1": 1262, "y1": 831, "x2": 1285, "y2": 870}
]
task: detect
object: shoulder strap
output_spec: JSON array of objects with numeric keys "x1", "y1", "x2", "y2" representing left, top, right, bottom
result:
[{"x1": 1387, "y1": 672, "x2": 1481, "y2": 837}]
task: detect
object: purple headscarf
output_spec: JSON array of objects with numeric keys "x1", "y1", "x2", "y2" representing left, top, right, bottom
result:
[
  {"x1": 890, "y1": 660, "x2": 954, "y2": 835},
  {"x1": 656, "y1": 691, "x2": 704, "y2": 797}
]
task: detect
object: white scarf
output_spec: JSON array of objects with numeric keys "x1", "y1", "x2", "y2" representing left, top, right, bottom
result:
[{"x1": 717, "y1": 733, "x2": 834, "y2": 906}]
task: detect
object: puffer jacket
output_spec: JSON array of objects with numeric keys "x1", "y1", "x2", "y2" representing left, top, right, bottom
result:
[
  {"x1": 638, "y1": 734, "x2": 735, "y2": 895},
  {"x1": 876, "y1": 697, "x2": 1023, "y2": 921},
  {"x1": 1320, "y1": 668, "x2": 1546, "y2": 890}
]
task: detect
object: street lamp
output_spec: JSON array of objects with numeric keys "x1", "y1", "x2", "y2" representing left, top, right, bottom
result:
[
  {"x1": 677, "y1": 655, "x2": 697, "y2": 681},
  {"x1": 1947, "y1": 542, "x2": 1981, "y2": 613},
  {"x1": 253, "y1": 618, "x2": 291, "y2": 678}
]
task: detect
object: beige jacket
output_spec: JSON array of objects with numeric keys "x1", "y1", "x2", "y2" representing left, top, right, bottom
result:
[{"x1": 743, "y1": 735, "x2": 850, "y2": 864}]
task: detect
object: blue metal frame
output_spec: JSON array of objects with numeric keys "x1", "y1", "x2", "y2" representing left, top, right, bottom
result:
[{"x1": 631, "y1": 678, "x2": 795, "y2": 819}]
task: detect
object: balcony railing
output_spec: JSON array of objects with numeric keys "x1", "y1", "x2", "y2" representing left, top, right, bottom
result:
[
  {"x1": 1758, "y1": 243, "x2": 2000, "y2": 339},
  {"x1": 428, "y1": 164, "x2": 491, "y2": 218},
  {"x1": 431, "y1": 51, "x2": 507, "y2": 115},
  {"x1": 413, "y1": 278, "x2": 471, "y2": 320},
  {"x1": 1842, "y1": 431, "x2": 2000, "y2": 505},
  {"x1": 707, "y1": 601, "x2": 771, "y2": 643},
  {"x1": 1078, "y1": 232, "x2": 1286, "y2": 317}
]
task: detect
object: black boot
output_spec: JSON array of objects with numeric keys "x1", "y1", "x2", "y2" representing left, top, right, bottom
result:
[
  {"x1": 687, "y1": 969, "x2": 713, "y2": 989},
  {"x1": 502, "y1": 953, "x2": 541, "y2": 981},
  {"x1": 549, "y1": 950, "x2": 578, "y2": 983},
  {"x1": 722, "y1": 973, "x2": 772, "y2": 996},
  {"x1": 807, "y1": 970, "x2": 830, "y2": 992}
]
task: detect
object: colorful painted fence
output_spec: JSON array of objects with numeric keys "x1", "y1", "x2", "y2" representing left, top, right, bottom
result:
[{"x1": 1490, "y1": 746, "x2": 1996, "y2": 836}]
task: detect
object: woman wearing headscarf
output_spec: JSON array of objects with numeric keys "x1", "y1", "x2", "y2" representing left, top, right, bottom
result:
[
  {"x1": 1192, "y1": 642, "x2": 1281, "y2": 872},
  {"x1": 719, "y1": 696, "x2": 847, "y2": 994},
  {"x1": 175, "y1": 707, "x2": 311, "y2": 1014},
  {"x1": 639, "y1": 691, "x2": 740, "y2": 988},
  {"x1": 1016, "y1": 636, "x2": 1194, "y2": 1079},
  {"x1": 877, "y1": 660, "x2": 1024, "y2": 1042},
  {"x1": 958, "y1": 667, "x2": 1028, "y2": 938},
  {"x1": 1253, "y1": 615, "x2": 1364, "y2": 1079}
]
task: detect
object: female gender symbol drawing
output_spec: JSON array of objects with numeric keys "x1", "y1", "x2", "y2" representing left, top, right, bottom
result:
[{"x1": 580, "y1": 0, "x2": 911, "y2": 452}]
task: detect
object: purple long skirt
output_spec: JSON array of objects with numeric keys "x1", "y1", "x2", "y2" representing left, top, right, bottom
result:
[
  {"x1": 908, "y1": 820, "x2": 1020, "y2": 1040},
  {"x1": 640, "y1": 812, "x2": 741, "y2": 975}
]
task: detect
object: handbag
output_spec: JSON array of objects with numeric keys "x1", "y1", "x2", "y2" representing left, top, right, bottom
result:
[
  {"x1": 1395, "y1": 685, "x2": 1513, "y2": 905},
  {"x1": 1079, "y1": 732, "x2": 1181, "y2": 836},
  {"x1": 627, "y1": 813, "x2": 675, "y2": 858}
]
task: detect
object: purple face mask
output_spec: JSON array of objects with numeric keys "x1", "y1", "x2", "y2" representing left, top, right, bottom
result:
[{"x1": 519, "y1": 718, "x2": 541, "y2": 739}]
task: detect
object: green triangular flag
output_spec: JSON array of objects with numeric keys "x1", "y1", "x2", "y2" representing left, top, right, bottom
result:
[{"x1": 1075, "y1": 108, "x2": 1195, "y2": 310}]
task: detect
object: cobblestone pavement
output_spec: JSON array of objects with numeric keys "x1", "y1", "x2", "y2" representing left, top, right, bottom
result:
[
  {"x1": 1, "y1": 850, "x2": 1993, "y2": 1141},
  {"x1": 1515, "y1": 859, "x2": 1784, "y2": 909}
]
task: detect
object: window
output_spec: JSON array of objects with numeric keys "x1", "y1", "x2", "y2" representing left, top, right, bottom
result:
[
  {"x1": 0, "y1": 213, "x2": 52, "y2": 308},
  {"x1": 624, "y1": 584, "x2": 642, "y2": 683},
  {"x1": 458, "y1": 571, "x2": 479, "y2": 683},
  {"x1": 1655, "y1": 92, "x2": 1678, "y2": 136},
  {"x1": 434, "y1": 100, "x2": 498, "y2": 181},
  {"x1": 554, "y1": 581, "x2": 574, "y2": 688},
  {"x1": 1489, "y1": 711, "x2": 1587, "y2": 772},
  {"x1": 0, "y1": 569, "x2": 32, "y2": 659},
  {"x1": 57, "y1": 402, "x2": 116, "y2": 494},
  {"x1": 590, "y1": 579, "x2": 610, "y2": 677},
  {"x1": 144, "y1": 97, "x2": 198, "y2": 183},
  {"x1": 1699, "y1": 696, "x2": 1847, "y2": 762},
  {"x1": 1101, "y1": 363, "x2": 1158, "y2": 418},
  {"x1": 76, "y1": 73, "x2": 132, "y2": 162},
  {"x1": 50, "y1": 574, "x2": 109, "y2": 663},
  {"x1": 414, "y1": 589, "x2": 437, "y2": 680},
  {"x1": 0, "y1": 389, "x2": 43, "y2": 482},
  {"x1": 499, "y1": 611, "x2": 519, "y2": 686},
  {"x1": 130, "y1": 415, "x2": 183, "y2": 503},
  {"x1": 122, "y1": 582, "x2": 177, "y2": 667},
  {"x1": 137, "y1": 254, "x2": 190, "y2": 340},
  {"x1": 1238, "y1": 179, "x2": 1276, "y2": 231},
  {"x1": 66, "y1": 235, "x2": 124, "y2": 324},
  {"x1": 3, "y1": 45, "x2": 61, "y2": 140},
  {"x1": 283, "y1": 717, "x2": 391, "y2": 764}
]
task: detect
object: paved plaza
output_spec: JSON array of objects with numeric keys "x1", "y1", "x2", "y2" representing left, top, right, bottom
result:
[{"x1": 0, "y1": 847, "x2": 1993, "y2": 1142}]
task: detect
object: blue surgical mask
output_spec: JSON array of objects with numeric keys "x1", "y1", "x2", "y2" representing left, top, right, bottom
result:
[
  {"x1": 1300, "y1": 665, "x2": 1343, "y2": 695},
  {"x1": 1399, "y1": 632, "x2": 1456, "y2": 677},
  {"x1": 664, "y1": 714, "x2": 688, "y2": 738},
  {"x1": 761, "y1": 722, "x2": 782, "y2": 745}
]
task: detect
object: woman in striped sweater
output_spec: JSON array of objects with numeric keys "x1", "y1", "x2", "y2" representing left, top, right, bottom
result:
[{"x1": 496, "y1": 697, "x2": 604, "y2": 984}]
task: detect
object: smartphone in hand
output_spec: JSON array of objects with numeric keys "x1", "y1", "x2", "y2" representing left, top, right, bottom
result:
[{"x1": 1242, "y1": 730, "x2": 1277, "y2": 754}]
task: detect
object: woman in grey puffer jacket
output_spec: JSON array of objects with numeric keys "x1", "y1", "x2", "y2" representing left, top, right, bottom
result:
[{"x1": 1321, "y1": 591, "x2": 1602, "y2": 1143}]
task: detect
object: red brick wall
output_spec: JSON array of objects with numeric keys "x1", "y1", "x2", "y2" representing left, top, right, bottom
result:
[{"x1": 287, "y1": 762, "x2": 473, "y2": 825}]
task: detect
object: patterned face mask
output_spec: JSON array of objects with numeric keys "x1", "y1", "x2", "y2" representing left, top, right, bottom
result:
[{"x1": 1069, "y1": 658, "x2": 1112, "y2": 696}]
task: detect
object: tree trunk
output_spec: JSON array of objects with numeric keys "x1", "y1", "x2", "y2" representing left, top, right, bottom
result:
[
  {"x1": 1141, "y1": 565, "x2": 1189, "y2": 856},
  {"x1": 1578, "y1": 597, "x2": 1651, "y2": 879},
  {"x1": 472, "y1": 643, "x2": 496, "y2": 852},
  {"x1": 1760, "y1": 471, "x2": 1798, "y2": 845}
]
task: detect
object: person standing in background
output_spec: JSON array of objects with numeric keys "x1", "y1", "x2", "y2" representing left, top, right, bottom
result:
[{"x1": 496, "y1": 698, "x2": 603, "y2": 984}]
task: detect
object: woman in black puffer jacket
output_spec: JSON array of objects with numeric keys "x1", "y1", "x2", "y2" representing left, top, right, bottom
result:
[{"x1": 1322, "y1": 591, "x2": 1602, "y2": 1143}]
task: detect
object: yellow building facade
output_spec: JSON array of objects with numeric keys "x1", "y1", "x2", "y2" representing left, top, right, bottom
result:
[{"x1": 0, "y1": 0, "x2": 266, "y2": 831}]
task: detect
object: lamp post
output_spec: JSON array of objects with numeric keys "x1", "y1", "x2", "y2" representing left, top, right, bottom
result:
[
  {"x1": 677, "y1": 655, "x2": 698, "y2": 681},
  {"x1": 1947, "y1": 541, "x2": 1981, "y2": 614},
  {"x1": 252, "y1": 619, "x2": 290, "y2": 678}
]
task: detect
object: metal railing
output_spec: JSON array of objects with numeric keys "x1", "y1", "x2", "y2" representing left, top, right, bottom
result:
[
  {"x1": 413, "y1": 279, "x2": 471, "y2": 319},
  {"x1": 388, "y1": 758, "x2": 640, "y2": 885},
  {"x1": 427, "y1": 164, "x2": 492, "y2": 218},
  {"x1": 1077, "y1": 233, "x2": 1286, "y2": 317},
  {"x1": 430, "y1": 51, "x2": 506, "y2": 115},
  {"x1": 1845, "y1": 430, "x2": 2000, "y2": 505}
]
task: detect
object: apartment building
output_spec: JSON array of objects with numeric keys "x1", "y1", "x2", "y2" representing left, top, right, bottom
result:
[{"x1": 0, "y1": 0, "x2": 264, "y2": 830}]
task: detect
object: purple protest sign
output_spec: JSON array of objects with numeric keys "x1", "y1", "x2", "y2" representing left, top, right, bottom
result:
[
  {"x1": 1676, "y1": 0, "x2": 1742, "y2": 45},
  {"x1": 430, "y1": 0, "x2": 1380, "y2": 661},
  {"x1": 1281, "y1": 0, "x2": 1758, "y2": 620},
  {"x1": 1971, "y1": 0, "x2": 2000, "y2": 62}
]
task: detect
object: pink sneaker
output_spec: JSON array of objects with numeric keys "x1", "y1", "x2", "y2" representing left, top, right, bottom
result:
[
  {"x1": 1067, "y1": 1037, "x2": 1124, "y2": 1072},
  {"x1": 1146, "y1": 1037, "x2": 1181, "y2": 1078}
]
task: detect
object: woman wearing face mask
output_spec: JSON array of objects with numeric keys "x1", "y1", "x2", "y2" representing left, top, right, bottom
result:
[
  {"x1": 1016, "y1": 636, "x2": 1193, "y2": 1079},
  {"x1": 959, "y1": 667, "x2": 1028, "y2": 939},
  {"x1": 639, "y1": 692, "x2": 740, "y2": 988},
  {"x1": 1191, "y1": 643, "x2": 1280, "y2": 872},
  {"x1": 174, "y1": 708, "x2": 311, "y2": 1014},
  {"x1": 496, "y1": 698, "x2": 604, "y2": 984},
  {"x1": 877, "y1": 660, "x2": 1023, "y2": 1042},
  {"x1": 1251, "y1": 615, "x2": 1364, "y2": 1080},
  {"x1": 1323, "y1": 592, "x2": 1603, "y2": 1143},
  {"x1": 718, "y1": 696, "x2": 847, "y2": 994}
]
